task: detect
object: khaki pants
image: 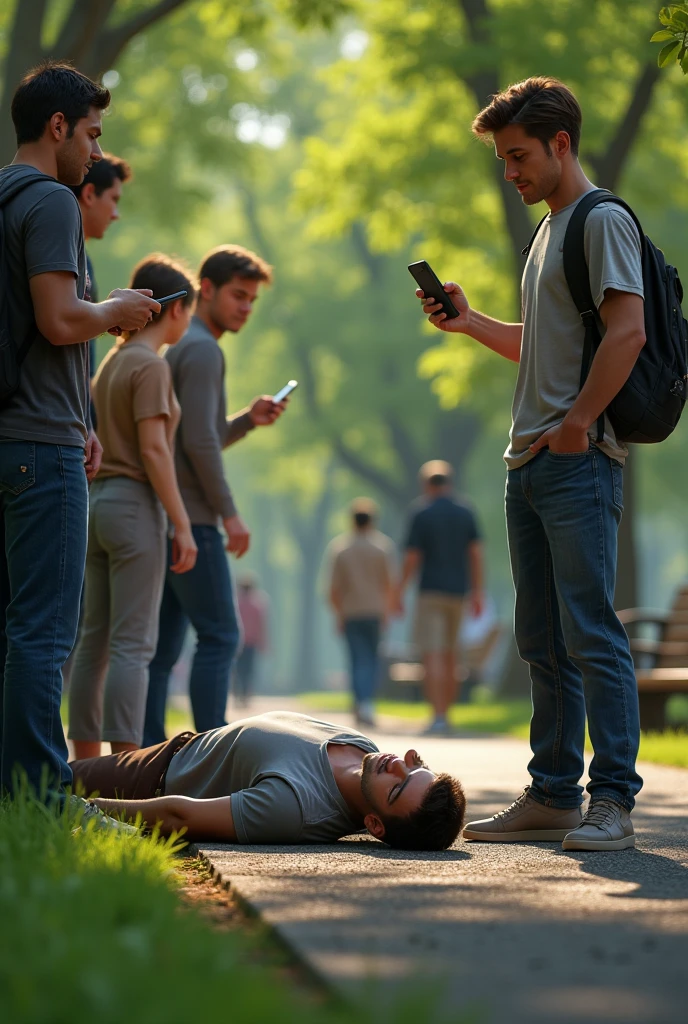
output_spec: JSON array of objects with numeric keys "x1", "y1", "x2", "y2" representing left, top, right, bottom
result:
[
  {"x1": 414, "y1": 592, "x2": 465, "y2": 655},
  {"x1": 68, "y1": 477, "x2": 167, "y2": 746}
]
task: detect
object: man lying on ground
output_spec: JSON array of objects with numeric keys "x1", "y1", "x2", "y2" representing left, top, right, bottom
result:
[{"x1": 70, "y1": 711, "x2": 465, "y2": 850}]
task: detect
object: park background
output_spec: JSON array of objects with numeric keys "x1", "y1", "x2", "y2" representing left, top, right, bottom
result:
[{"x1": 2, "y1": 0, "x2": 688, "y2": 702}]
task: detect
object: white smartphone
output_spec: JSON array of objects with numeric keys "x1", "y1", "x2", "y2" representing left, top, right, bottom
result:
[{"x1": 273, "y1": 379, "x2": 298, "y2": 402}]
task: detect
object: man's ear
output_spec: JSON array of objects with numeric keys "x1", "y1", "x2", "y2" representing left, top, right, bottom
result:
[
  {"x1": 364, "y1": 812, "x2": 385, "y2": 841},
  {"x1": 199, "y1": 277, "x2": 215, "y2": 302},
  {"x1": 80, "y1": 182, "x2": 97, "y2": 207}
]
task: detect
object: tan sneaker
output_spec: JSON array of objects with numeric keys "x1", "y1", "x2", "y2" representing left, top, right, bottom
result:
[
  {"x1": 561, "y1": 799, "x2": 635, "y2": 851},
  {"x1": 463, "y1": 788, "x2": 583, "y2": 842}
]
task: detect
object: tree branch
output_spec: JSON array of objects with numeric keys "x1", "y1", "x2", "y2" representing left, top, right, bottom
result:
[
  {"x1": 54, "y1": 0, "x2": 116, "y2": 65},
  {"x1": 81, "y1": 0, "x2": 192, "y2": 78},
  {"x1": 0, "y1": 0, "x2": 49, "y2": 164},
  {"x1": 588, "y1": 63, "x2": 661, "y2": 192},
  {"x1": 457, "y1": 0, "x2": 534, "y2": 273}
]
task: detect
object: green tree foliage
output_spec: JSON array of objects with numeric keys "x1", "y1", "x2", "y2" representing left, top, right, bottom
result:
[{"x1": 652, "y1": 4, "x2": 688, "y2": 73}]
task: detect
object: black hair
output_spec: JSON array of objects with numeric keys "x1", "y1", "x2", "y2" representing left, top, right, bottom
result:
[
  {"x1": 428, "y1": 473, "x2": 449, "y2": 487},
  {"x1": 71, "y1": 152, "x2": 131, "y2": 199},
  {"x1": 354, "y1": 511, "x2": 372, "y2": 528},
  {"x1": 381, "y1": 774, "x2": 466, "y2": 851},
  {"x1": 11, "y1": 60, "x2": 110, "y2": 146},
  {"x1": 199, "y1": 245, "x2": 273, "y2": 288}
]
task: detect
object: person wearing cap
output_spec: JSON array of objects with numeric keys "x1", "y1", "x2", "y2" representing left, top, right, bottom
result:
[
  {"x1": 326, "y1": 499, "x2": 396, "y2": 726},
  {"x1": 395, "y1": 461, "x2": 484, "y2": 735}
]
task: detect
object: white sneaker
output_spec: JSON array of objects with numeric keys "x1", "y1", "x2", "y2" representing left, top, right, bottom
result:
[
  {"x1": 69, "y1": 795, "x2": 139, "y2": 837},
  {"x1": 562, "y1": 799, "x2": 635, "y2": 851}
]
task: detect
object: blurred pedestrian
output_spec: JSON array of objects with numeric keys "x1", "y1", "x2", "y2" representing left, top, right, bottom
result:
[
  {"x1": 143, "y1": 245, "x2": 287, "y2": 745},
  {"x1": 0, "y1": 62, "x2": 159, "y2": 796},
  {"x1": 327, "y1": 498, "x2": 396, "y2": 727},
  {"x1": 234, "y1": 572, "x2": 269, "y2": 707},
  {"x1": 68, "y1": 255, "x2": 198, "y2": 759},
  {"x1": 395, "y1": 462, "x2": 484, "y2": 736}
]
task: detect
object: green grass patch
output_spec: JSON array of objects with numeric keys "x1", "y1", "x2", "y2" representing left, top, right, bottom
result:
[
  {"x1": 297, "y1": 692, "x2": 688, "y2": 767},
  {"x1": 0, "y1": 792, "x2": 470, "y2": 1024}
]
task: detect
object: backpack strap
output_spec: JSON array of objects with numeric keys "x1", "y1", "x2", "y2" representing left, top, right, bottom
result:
[
  {"x1": 521, "y1": 213, "x2": 549, "y2": 257},
  {"x1": 0, "y1": 173, "x2": 56, "y2": 369},
  {"x1": 562, "y1": 188, "x2": 644, "y2": 445}
]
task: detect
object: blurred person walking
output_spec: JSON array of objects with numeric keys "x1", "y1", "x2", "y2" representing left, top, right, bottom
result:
[
  {"x1": 395, "y1": 462, "x2": 484, "y2": 736},
  {"x1": 418, "y1": 78, "x2": 647, "y2": 850},
  {"x1": 233, "y1": 572, "x2": 269, "y2": 707},
  {"x1": 143, "y1": 246, "x2": 287, "y2": 745},
  {"x1": 0, "y1": 62, "x2": 159, "y2": 796},
  {"x1": 68, "y1": 255, "x2": 198, "y2": 759},
  {"x1": 326, "y1": 499, "x2": 396, "y2": 727}
]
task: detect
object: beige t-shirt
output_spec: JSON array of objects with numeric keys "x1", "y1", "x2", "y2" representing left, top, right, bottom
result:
[
  {"x1": 327, "y1": 530, "x2": 396, "y2": 619},
  {"x1": 93, "y1": 341, "x2": 180, "y2": 482}
]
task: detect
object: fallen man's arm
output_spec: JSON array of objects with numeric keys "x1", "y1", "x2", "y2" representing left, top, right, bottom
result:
[{"x1": 92, "y1": 794, "x2": 237, "y2": 842}]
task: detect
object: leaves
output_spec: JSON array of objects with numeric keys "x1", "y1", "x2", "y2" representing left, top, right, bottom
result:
[{"x1": 654, "y1": 4, "x2": 688, "y2": 72}]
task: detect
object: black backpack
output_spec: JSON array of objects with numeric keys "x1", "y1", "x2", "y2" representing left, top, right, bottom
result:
[
  {"x1": 0, "y1": 171, "x2": 55, "y2": 404},
  {"x1": 524, "y1": 189, "x2": 688, "y2": 444}
]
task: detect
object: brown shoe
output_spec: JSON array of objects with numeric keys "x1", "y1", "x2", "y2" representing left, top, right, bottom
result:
[{"x1": 463, "y1": 788, "x2": 583, "y2": 842}]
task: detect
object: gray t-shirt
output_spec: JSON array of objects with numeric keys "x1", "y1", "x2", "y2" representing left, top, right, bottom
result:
[
  {"x1": 164, "y1": 711, "x2": 378, "y2": 844},
  {"x1": 166, "y1": 316, "x2": 254, "y2": 525},
  {"x1": 0, "y1": 164, "x2": 89, "y2": 447},
  {"x1": 506, "y1": 191, "x2": 644, "y2": 469}
]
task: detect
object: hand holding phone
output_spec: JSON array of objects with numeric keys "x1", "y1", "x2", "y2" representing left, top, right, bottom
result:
[
  {"x1": 107, "y1": 290, "x2": 187, "y2": 336},
  {"x1": 408, "y1": 261, "x2": 461, "y2": 320}
]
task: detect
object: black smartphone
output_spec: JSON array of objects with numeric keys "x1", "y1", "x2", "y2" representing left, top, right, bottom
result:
[
  {"x1": 408, "y1": 261, "x2": 460, "y2": 320},
  {"x1": 273, "y1": 379, "x2": 298, "y2": 402},
  {"x1": 156, "y1": 290, "x2": 188, "y2": 306}
]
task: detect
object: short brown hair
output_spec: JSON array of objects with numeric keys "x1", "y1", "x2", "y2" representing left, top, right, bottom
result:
[
  {"x1": 472, "y1": 76, "x2": 582, "y2": 157},
  {"x1": 419, "y1": 460, "x2": 453, "y2": 487},
  {"x1": 129, "y1": 253, "x2": 197, "y2": 324},
  {"x1": 199, "y1": 245, "x2": 272, "y2": 288},
  {"x1": 381, "y1": 774, "x2": 466, "y2": 851},
  {"x1": 71, "y1": 152, "x2": 131, "y2": 199}
]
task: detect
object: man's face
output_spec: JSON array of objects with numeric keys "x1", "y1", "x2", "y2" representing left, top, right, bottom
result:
[
  {"x1": 55, "y1": 107, "x2": 103, "y2": 187},
  {"x1": 361, "y1": 750, "x2": 435, "y2": 820},
  {"x1": 494, "y1": 123, "x2": 562, "y2": 207},
  {"x1": 80, "y1": 177, "x2": 122, "y2": 240},
  {"x1": 206, "y1": 276, "x2": 261, "y2": 334}
]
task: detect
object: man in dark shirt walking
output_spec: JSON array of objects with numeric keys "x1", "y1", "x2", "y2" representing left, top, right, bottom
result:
[{"x1": 395, "y1": 461, "x2": 484, "y2": 735}]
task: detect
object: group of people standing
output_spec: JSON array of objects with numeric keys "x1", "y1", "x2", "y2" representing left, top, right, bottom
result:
[
  {"x1": 0, "y1": 61, "x2": 282, "y2": 798},
  {"x1": 326, "y1": 460, "x2": 483, "y2": 735}
]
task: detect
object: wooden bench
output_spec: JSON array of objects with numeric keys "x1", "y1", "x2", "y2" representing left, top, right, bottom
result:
[{"x1": 619, "y1": 586, "x2": 688, "y2": 731}]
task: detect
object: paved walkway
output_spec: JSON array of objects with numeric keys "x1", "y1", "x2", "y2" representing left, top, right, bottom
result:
[{"x1": 197, "y1": 704, "x2": 688, "y2": 1024}]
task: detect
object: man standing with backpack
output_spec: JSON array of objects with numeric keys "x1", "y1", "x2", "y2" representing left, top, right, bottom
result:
[
  {"x1": 417, "y1": 77, "x2": 681, "y2": 850},
  {"x1": 0, "y1": 62, "x2": 160, "y2": 798}
]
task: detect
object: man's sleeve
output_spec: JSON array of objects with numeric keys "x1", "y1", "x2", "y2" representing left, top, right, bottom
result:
[
  {"x1": 24, "y1": 189, "x2": 82, "y2": 279},
  {"x1": 222, "y1": 411, "x2": 255, "y2": 449},
  {"x1": 175, "y1": 344, "x2": 238, "y2": 519},
  {"x1": 230, "y1": 777, "x2": 304, "y2": 844},
  {"x1": 585, "y1": 205, "x2": 644, "y2": 312},
  {"x1": 466, "y1": 508, "x2": 482, "y2": 544},
  {"x1": 405, "y1": 510, "x2": 424, "y2": 550}
]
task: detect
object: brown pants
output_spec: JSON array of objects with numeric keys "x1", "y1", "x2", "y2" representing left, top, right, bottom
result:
[{"x1": 69, "y1": 731, "x2": 196, "y2": 799}]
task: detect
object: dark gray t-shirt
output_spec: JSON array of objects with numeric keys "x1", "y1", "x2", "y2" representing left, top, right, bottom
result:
[
  {"x1": 0, "y1": 164, "x2": 88, "y2": 447},
  {"x1": 164, "y1": 711, "x2": 378, "y2": 844},
  {"x1": 406, "y1": 495, "x2": 480, "y2": 596}
]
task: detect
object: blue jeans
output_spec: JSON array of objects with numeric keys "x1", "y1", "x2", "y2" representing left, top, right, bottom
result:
[
  {"x1": 343, "y1": 618, "x2": 381, "y2": 705},
  {"x1": 143, "y1": 524, "x2": 240, "y2": 745},
  {"x1": 0, "y1": 441, "x2": 87, "y2": 795},
  {"x1": 506, "y1": 447, "x2": 642, "y2": 812}
]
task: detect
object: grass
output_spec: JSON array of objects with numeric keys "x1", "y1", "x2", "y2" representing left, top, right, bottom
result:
[
  {"x1": 0, "y1": 791, "x2": 471, "y2": 1024},
  {"x1": 296, "y1": 691, "x2": 688, "y2": 768}
]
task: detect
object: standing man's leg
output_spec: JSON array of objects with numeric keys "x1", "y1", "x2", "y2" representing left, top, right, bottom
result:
[
  {"x1": 163, "y1": 525, "x2": 240, "y2": 734},
  {"x1": 530, "y1": 450, "x2": 641, "y2": 848},
  {"x1": 0, "y1": 442, "x2": 87, "y2": 796},
  {"x1": 463, "y1": 461, "x2": 586, "y2": 840},
  {"x1": 144, "y1": 549, "x2": 189, "y2": 747},
  {"x1": 343, "y1": 619, "x2": 365, "y2": 713},
  {"x1": 358, "y1": 617, "x2": 380, "y2": 725}
]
